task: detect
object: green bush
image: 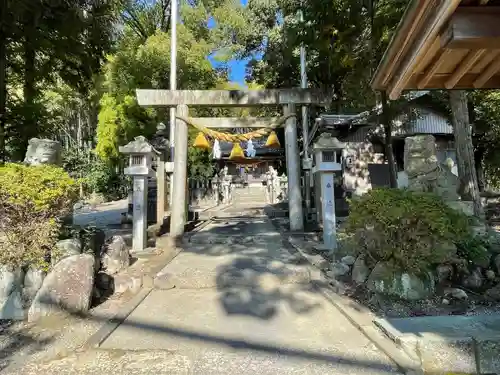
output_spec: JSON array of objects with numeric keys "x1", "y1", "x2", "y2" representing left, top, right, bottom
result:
[
  {"x1": 345, "y1": 188, "x2": 470, "y2": 274},
  {"x1": 456, "y1": 234, "x2": 491, "y2": 268},
  {"x1": 0, "y1": 163, "x2": 79, "y2": 269},
  {"x1": 85, "y1": 158, "x2": 130, "y2": 201}
]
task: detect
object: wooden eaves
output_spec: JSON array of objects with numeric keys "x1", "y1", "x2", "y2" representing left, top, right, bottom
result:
[{"x1": 371, "y1": 0, "x2": 500, "y2": 100}]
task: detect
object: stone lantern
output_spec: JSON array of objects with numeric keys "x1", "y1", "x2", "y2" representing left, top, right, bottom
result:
[
  {"x1": 312, "y1": 133, "x2": 345, "y2": 251},
  {"x1": 119, "y1": 136, "x2": 155, "y2": 252}
]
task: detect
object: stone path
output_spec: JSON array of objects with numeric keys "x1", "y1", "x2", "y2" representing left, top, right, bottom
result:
[{"x1": 7, "y1": 203, "x2": 403, "y2": 374}]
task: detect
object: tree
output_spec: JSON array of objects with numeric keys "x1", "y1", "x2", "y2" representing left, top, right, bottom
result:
[{"x1": 449, "y1": 90, "x2": 483, "y2": 217}]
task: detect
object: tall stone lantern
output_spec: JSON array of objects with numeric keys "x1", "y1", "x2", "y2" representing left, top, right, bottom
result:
[
  {"x1": 119, "y1": 136, "x2": 155, "y2": 252},
  {"x1": 312, "y1": 133, "x2": 345, "y2": 251}
]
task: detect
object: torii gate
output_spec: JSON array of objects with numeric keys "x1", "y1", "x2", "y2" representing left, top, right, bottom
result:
[{"x1": 136, "y1": 88, "x2": 330, "y2": 237}]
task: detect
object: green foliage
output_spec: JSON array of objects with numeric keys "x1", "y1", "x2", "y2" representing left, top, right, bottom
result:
[
  {"x1": 345, "y1": 188, "x2": 470, "y2": 273},
  {"x1": 456, "y1": 234, "x2": 491, "y2": 268},
  {"x1": 85, "y1": 158, "x2": 130, "y2": 201},
  {"x1": 0, "y1": 163, "x2": 79, "y2": 269}
]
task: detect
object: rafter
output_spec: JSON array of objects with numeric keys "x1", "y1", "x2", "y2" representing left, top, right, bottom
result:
[
  {"x1": 445, "y1": 49, "x2": 486, "y2": 89},
  {"x1": 417, "y1": 49, "x2": 453, "y2": 89},
  {"x1": 474, "y1": 58, "x2": 500, "y2": 88}
]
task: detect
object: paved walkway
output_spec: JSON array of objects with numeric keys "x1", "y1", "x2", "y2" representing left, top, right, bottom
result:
[{"x1": 12, "y1": 204, "x2": 402, "y2": 374}]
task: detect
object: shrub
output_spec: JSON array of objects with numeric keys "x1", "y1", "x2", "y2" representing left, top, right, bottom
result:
[
  {"x1": 345, "y1": 188, "x2": 470, "y2": 274},
  {"x1": 85, "y1": 158, "x2": 130, "y2": 201},
  {"x1": 0, "y1": 163, "x2": 79, "y2": 269}
]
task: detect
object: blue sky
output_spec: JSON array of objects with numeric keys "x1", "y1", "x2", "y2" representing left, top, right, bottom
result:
[{"x1": 208, "y1": 0, "x2": 253, "y2": 86}]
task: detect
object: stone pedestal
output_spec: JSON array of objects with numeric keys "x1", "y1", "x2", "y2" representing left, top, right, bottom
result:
[{"x1": 133, "y1": 177, "x2": 148, "y2": 251}]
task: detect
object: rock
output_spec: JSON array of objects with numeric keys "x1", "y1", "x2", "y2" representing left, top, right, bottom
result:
[
  {"x1": 53, "y1": 238, "x2": 82, "y2": 265},
  {"x1": 436, "y1": 264, "x2": 453, "y2": 283},
  {"x1": 341, "y1": 255, "x2": 356, "y2": 266},
  {"x1": 485, "y1": 284, "x2": 500, "y2": 301},
  {"x1": 113, "y1": 274, "x2": 142, "y2": 294},
  {"x1": 351, "y1": 256, "x2": 370, "y2": 284},
  {"x1": 23, "y1": 138, "x2": 62, "y2": 166},
  {"x1": 404, "y1": 135, "x2": 439, "y2": 177},
  {"x1": 486, "y1": 270, "x2": 496, "y2": 280},
  {"x1": 28, "y1": 254, "x2": 95, "y2": 322},
  {"x1": 95, "y1": 272, "x2": 114, "y2": 291},
  {"x1": 462, "y1": 268, "x2": 483, "y2": 289},
  {"x1": 327, "y1": 262, "x2": 350, "y2": 278},
  {"x1": 0, "y1": 266, "x2": 24, "y2": 320},
  {"x1": 22, "y1": 267, "x2": 45, "y2": 306},
  {"x1": 444, "y1": 287, "x2": 468, "y2": 300},
  {"x1": 442, "y1": 298, "x2": 450, "y2": 305},
  {"x1": 495, "y1": 254, "x2": 500, "y2": 274},
  {"x1": 101, "y1": 236, "x2": 129, "y2": 275},
  {"x1": 366, "y1": 262, "x2": 435, "y2": 300}
]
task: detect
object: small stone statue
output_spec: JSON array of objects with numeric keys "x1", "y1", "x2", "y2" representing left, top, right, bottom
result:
[
  {"x1": 213, "y1": 139, "x2": 221, "y2": 160},
  {"x1": 219, "y1": 166, "x2": 232, "y2": 204},
  {"x1": 265, "y1": 166, "x2": 280, "y2": 204},
  {"x1": 245, "y1": 139, "x2": 256, "y2": 158},
  {"x1": 24, "y1": 138, "x2": 62, "y2": 166}
]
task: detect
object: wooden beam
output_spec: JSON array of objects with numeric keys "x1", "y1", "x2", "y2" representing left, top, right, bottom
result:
[
  {"x1": 480, "y1": 0, "x2": 490, "y2": 5},
  {"x1": 474, "y1": 58, "x2": 500, "y2": 88},
  {"x1": 136, "y1": 89, "x2": 331, "y2": 107},
  {"x1": 445, "y1": 49, "x2": 487, "y2": 89},
  {"x1": 387, "y1": 0, "x2": 462, "y2": 100},
  {"x1": 188, "y1": 117, "x2": 282, "y2": 128},
  {"x1": 377, "y1": 0, "x2": 435, "y2": 88},
  {"x1": 407, "y1": 72, "x2": 500, "y2": 89},
  {"x1": 417, "y1": 48, "x2": 453, "y2": 89},
  {"x1": 443, "y1": 7, "x2": 500, "y2": 49}
]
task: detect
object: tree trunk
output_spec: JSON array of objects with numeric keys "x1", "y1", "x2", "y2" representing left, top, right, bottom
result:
[
  {"x1": 20, "y1": 12, "x2": 38, "y2": 160},
  {"x1": 449, "y1": 90, "x2": 483, "y2": 217},
  {"x1": 475, "y1": 146, "x2": 485, "y2": 192},
  {"x1": 381, "y1": 91, "x2": 397, "y2": 188},
  {"x1": 0, "y1": 0, "x2": 7, "y2": 163}
]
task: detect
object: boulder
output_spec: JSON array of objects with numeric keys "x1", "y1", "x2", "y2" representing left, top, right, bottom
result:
[
  {"x1": 485, "y1": 284, "x2": 500, "y2": 301},
  {"x1": 101, "y1": 236, "x2": 129, "y2": 275},
  {"x1": 52, "y1": 238, "x2": 82, "y2": 266},
  {"x1": 366, "y1": 262, "x2": 435, "y2": 300},
  {"x1": 327, "y1": 262, "x2": 350, "y2": 278},
  {"x1": 495, "y1": 254, "x2": 500, "y2": 274},
  {"x1": 28, "y1": 254, "x2": 95, "y2": 322},
  {"x1": 341, "y1": 255, "x2": 356, "y2": 266},
  {"x1": 436, "y1": 264, "x2": 453, "y2": 283},
  {"x1": 486, "y1": 270, "x2": 496, "y2": 281},
  {"x1": 351, "y1": 256, "x2": 370, "y2": 284},
  {"x1": 22, "y1": 267, "x2": 45, "y2": 306},
  {"x1": 462, "y1": 268, "x2": 483, "y2": 289},
  {"x1": 444, "y1": 287, "x2": 468, "y2": 300},
  {"x1": 0, "y1": 266, "x2": 24, "y2": 320}
]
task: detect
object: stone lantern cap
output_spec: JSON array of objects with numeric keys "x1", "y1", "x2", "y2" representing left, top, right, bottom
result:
[
  {"x1": 119, "y1": 136, "x2": 156, "y2": 177},
  {"x1": 313, "y1": 133, "x2": 346, "y2": 151}
]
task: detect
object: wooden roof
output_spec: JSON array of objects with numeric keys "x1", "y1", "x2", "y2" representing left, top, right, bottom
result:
[{"x1": 371, "y1": 0, "x2": 500, "y2": 99}]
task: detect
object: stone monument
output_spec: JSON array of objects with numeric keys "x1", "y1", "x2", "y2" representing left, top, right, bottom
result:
[
  {"x1": 404, "y1": 135, "x2": 474, "y2": 216},
  {"x1": 24, "y1": 138, "x2": 62, "y2": 166},
  {"x1": 119, "y1": 136, "x2": 155, "y2": 252}
]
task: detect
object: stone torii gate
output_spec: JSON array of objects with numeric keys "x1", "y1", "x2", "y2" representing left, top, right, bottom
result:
[{"x1": 136, "y1": 88, "x2": 330, "y2": 237}]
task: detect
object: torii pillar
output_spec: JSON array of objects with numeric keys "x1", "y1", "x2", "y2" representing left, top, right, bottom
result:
[{"x1": 136, "y1": 89, "x2": 331, "y2": 237}]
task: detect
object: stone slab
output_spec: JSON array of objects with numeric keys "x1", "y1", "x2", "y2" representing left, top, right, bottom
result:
[
  {"x1": 100, "y1": 289, "x2": 400, "y2": 375},
  {"x1": 476, "y1": 335, "x2": 500, "y2": 374},
  {"x1": 418, "y1": 336, "x2": 476, "y2": 374},
  {"x1": 136, "y1": 89, "x2": 331, "y2": 107}
]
